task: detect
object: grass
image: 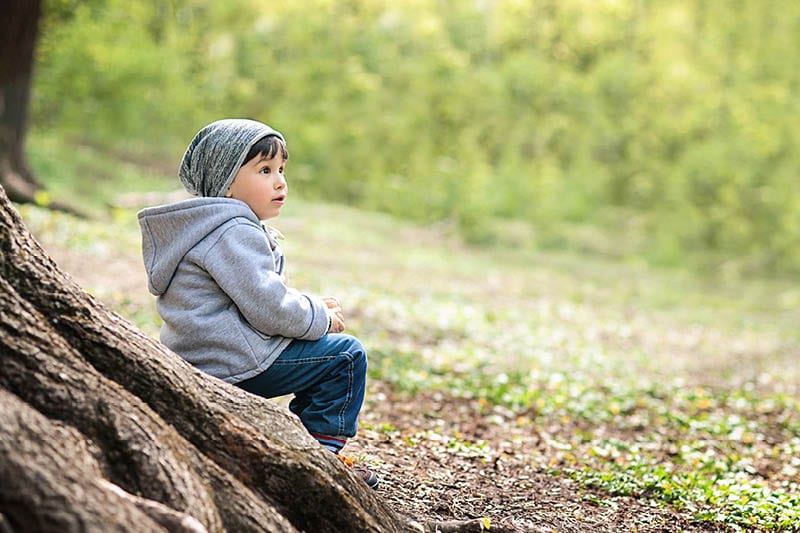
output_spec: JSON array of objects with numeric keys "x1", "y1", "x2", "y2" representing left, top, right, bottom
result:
[
  {"x1": 26, "y1": 130, "x2": 177, "y2": 217},
  {"x1": 20, "y1": 138, "x2": 800, "y2": 530}
]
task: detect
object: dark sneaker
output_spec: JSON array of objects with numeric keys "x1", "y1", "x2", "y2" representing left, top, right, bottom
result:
[
  {"x1": 338, "y1": 455, "x2": 380, "y2": 489},
  {"x1": 354, "y1": 465, "x2": 379, "y2": 489}
]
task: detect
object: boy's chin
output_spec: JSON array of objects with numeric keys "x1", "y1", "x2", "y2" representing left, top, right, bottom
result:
[{"x1": 258, "y1": 210, "x2": 281, "y2": 221}]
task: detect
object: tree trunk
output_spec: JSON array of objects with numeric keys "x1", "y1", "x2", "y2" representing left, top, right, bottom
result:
[
  {"x1": 0, "y1": 0, "x2": 43, "y2": 203},
  {"x1": 0, "y1": 1, "x2": 83, "y2": 217},
  {"x1": 0, "y1": 183, "x2": 414, "y2": 531}
]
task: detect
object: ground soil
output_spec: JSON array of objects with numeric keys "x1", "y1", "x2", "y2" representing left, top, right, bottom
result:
[{"x1": 346, "y1": 383, "x2": 732, "y2": 533}]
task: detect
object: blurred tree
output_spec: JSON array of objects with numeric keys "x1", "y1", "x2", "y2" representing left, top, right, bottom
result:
[{"x1": 0, "y1": 0, "x2": 43, "y2": 204}]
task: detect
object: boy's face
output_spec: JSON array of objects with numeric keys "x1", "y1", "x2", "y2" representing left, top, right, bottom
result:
[{"x1": 226, "y1": 151, "x2": 287, "y2": 220}]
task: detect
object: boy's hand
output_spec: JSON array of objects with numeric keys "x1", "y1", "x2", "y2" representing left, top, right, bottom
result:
[{"x1": 323, "y1": 297, "x2": 345, "y2": 333}]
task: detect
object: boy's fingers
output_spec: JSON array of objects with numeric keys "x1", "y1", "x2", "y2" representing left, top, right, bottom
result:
[{"x1": 329, "y1": 316, "x2": 345, "y2": 333}]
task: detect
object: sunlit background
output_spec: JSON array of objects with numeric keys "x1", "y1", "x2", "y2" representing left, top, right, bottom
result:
[{"x1": 31, "y1": 0, "x2": 800, "y2": 277}]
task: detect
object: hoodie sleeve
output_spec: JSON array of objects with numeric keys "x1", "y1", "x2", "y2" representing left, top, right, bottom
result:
[{"x1": 202, "y1": 220, "x2": 329, "y2": 340}]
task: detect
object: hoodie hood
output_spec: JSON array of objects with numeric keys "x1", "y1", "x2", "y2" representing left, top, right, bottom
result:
[{"x1": 137, "y1": 197, "x2": 258, "y2": 295}]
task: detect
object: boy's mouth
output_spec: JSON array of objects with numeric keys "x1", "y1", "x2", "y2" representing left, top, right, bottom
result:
[{"x1": 272, "y1": 194, "x2": 286, "y2": 204}]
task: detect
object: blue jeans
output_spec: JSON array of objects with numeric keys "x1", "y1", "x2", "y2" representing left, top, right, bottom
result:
[{"x1": 236, "y1": 333, "x2": 367, "y2": 439}]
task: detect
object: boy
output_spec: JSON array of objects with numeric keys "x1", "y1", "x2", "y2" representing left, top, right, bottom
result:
[{"x1": 138, "y1": 118, "x2": 377, "y2": 488}]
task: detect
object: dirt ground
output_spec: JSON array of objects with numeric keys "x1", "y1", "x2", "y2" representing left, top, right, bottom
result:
[{"x1": 346, "y1": 382, "x2": 732, "y2": 533}]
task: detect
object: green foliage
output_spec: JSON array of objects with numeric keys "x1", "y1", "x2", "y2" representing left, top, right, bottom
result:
[{"x1": 32, "y1": 0, "x2": 800, "y2": 275}]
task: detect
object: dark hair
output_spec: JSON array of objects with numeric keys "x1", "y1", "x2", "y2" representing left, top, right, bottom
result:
[{"x1": 242, "y1": 134, "x2": 288, "y2": 166}]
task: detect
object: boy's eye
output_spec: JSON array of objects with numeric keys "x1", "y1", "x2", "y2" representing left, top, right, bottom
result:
[{"x1": 259, "y1": 167, "x2": 270, "y2": 174}]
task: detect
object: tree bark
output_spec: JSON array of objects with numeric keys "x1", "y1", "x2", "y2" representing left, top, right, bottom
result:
[{"x1": 0, "y1": 183, "x2": 412, "y2": 531}]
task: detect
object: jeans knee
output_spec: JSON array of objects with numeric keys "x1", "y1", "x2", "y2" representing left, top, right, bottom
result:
[{"x1": 342, "y1": 335, "x2": 367, "y2": 378}]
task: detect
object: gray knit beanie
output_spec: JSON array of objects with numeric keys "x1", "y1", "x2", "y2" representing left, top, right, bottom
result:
[{"x1": 178, "y1": 118, "x2": 284, "y2": 197}]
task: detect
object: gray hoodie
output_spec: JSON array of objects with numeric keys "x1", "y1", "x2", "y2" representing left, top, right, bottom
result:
[{"x1": 138, "y1": 197, "x2": 330, "y2": 383}]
